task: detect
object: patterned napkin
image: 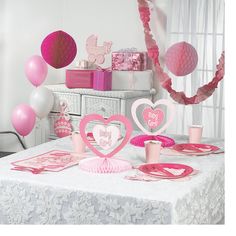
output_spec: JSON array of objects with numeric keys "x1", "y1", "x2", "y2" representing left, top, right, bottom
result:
[
  {"x1": 125, "y1": 169, "x2": 199, "y2": 182},
  {"x1": 11, "y1": 150, "x2": 80, "y2": 174}
]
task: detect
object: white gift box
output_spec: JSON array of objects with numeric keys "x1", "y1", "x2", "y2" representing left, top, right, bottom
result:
[{"x1": 112, "y1": 70, "x2": 153, "y2": 91}]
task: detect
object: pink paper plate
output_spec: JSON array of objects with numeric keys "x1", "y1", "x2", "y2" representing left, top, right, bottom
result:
[
  {"x1": 130, "y1": 134, "x2": 175, "y2": 148},
  {"x1": 138, "y1": 163, "x2": 194, "y2": 179},
  {"x1": 172, "y1": 143, "x2": 219, "y2": 155}
]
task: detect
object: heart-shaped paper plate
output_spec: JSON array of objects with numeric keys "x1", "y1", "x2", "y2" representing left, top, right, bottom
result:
[
  {"x1": 138, "y1": 163, "x2": 194, "y2": 179},
  {"x1": 79, "y1": 114, "x2": 133, "y2": 158},
  {"x1": 131, "y1": 98, "x2": 175, "y2": 136}
]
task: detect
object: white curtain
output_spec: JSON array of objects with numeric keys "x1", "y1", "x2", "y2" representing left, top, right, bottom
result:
[{"x1": 153, "y1": 0, "x2": 224, "y2": 139}]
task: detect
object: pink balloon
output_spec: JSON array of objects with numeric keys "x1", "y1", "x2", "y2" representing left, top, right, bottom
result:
[
  {"x1": 165, "y1": 42, "x2": 198, "y2": 76},
  {"x1": 25, "y1": 55, "x2": 48, "y2": 87},
  {"x1": 11, "y1": 104, "x2": 36, "y2": 136}
]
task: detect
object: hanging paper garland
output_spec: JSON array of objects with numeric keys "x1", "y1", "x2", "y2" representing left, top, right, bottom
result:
[{"x1": 137, "y1": 0, "x2": 225, "y2": 105}]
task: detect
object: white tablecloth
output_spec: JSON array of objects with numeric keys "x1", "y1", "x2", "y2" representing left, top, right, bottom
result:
[{"x1": 0, "y1": 134, "x2": 224, "y2": 224}]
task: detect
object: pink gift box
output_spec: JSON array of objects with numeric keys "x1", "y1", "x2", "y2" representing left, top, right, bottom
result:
[
  {"x1": 93, "y1": 70, "x2": 112, "y2": 91},
  {"x1": 112, "y1": 50, "x2": 148, "y2": 71},
  {"x1": 65, "y1": 69, "x2": 94, "y2": 88}
]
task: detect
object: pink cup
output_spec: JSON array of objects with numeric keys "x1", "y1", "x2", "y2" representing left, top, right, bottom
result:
[
  {"x1": 71, "y1": 131, "x2": 86, "y2": 154},
  {"x1": 144, "y1": 140, "x2": 162, "y2": 163},
  {"x1": 188, "y1": 125, "x2": 203, "y2": 143}
]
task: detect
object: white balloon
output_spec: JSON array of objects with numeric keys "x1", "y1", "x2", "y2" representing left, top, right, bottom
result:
[{"x1": 30, "y1": 86, "x2": 54, "y2": 119}]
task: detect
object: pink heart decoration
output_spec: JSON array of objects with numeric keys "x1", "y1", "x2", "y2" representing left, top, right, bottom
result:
[
  {"x1": 79, "y1": 114, "x2": 132, "y2": 158},
  {"x1": 131, "y1": 98, "x2": 175, "y2": 136},
  {"x1": 142, "y1": 107, "x2": 164, "y2": 129},
  {"x1": 92, "y1": 124, "x2": 120, "y2": 150}
]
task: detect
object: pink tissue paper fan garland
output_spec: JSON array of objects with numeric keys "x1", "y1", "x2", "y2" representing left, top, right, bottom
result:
[{"x1": 137, "y1": 0, "x2": 225, "y2": 105}]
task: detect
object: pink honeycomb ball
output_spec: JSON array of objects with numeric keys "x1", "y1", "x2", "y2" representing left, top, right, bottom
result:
[
  {"x1": 165, "y1": 42, "x2": 198, "y2": 76},
  {"x1": 41, "y1": 30, "x2": 77, "y2": 69}
]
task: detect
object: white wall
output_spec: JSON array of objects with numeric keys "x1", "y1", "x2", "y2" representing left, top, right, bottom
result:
[{"x1": 0, "y1": 0, "x2": 167, "y2": 151}]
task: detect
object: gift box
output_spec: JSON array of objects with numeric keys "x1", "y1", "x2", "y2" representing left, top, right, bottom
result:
[
  {"x1": 112, "y1": 70, "x2": 153, "y2": 91},
  {"x1": 93, "y1": 70, "x2": 112, "y2": 91},
  {"x1": 112, "y1": 50, "x2": 148, "y2": 71},
  {"x1": 66, "y1": 69, "x2": 94, "y2": 89}
]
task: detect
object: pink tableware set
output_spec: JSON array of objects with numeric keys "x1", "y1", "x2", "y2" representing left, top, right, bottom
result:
[{"x1": 11, "y1": 96, "x2": 221, "y2": 181}]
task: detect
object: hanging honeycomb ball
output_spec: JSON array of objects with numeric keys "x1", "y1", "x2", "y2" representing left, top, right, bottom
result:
[
  {"x1": 165, "y1": 41, "x2": 198, "y2": 76},
  {"x1": 41, "y1": 30, "x2": 77, "y2": 69}
]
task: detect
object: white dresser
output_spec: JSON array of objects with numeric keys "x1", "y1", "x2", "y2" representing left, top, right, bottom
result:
[{"x1": 44, "y1": 84, "x2": 152, "y2": 141}]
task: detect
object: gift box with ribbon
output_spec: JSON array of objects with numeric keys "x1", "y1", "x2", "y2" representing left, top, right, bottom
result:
[
  {"x1": 66, "y1": 69, "x2": 94, "y2": 89},
  {"x1": 93, "y1": 69, "x2": 112, "y2": 91},
  {"x1": 112, "y1": 48, "x2": 149, "y2": 71},
  {"x1": 65, "y1": 60, "x2": 95, "y2": 89}
]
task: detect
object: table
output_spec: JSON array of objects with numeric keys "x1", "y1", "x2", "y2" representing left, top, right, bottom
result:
[{"x1": 0, "y1": 134, "x2": 224, "y2": 224}]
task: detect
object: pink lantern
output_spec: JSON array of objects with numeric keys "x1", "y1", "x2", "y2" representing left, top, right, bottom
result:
[
  {"x1": 11, "y1": 104, "x2": 36, "y2": 137},
  {"x1": 41, "y1": 30, "x2": 77, "y2": 69},
  {"x1": 165, "y1": 42, "x2": 198, "y2": 76}
]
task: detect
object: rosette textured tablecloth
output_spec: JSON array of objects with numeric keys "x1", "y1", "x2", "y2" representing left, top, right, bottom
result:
[{"x1": 0, "y1": 134, "x2": 224, "y2": 224}]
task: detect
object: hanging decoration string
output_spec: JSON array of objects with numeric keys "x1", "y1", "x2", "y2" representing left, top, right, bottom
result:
[{"x1": 137, "y1": 0, "x2": 225, "y2": 105}]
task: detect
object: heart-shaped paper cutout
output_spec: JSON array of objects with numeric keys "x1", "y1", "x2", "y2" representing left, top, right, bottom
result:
[
  {"x1": 132, "y1": 99, "x2": 175, "y2": 136},
  {"x1": 93, "y1": 124, "x2": 120, "y2": 150},
  {"x1": 79, "y1": 114, "x2": 132, "y2": 158},
  {"x1": 142, "y1": 107, "x2": 164, "y2": 129}
]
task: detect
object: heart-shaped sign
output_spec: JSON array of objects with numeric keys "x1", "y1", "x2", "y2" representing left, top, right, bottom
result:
[
  {"x1": 142, "y1": 107, "x2": 164, "y2": 129},
  {"x1": 92, "y1": 124, "x2": 120, "y2": 150},
  {"x1": 79, "y1": 114, "x2": 132, "y2": 158},
  {"x1": 131, "y1": 98, "x2": 175, "y2": 136}
]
